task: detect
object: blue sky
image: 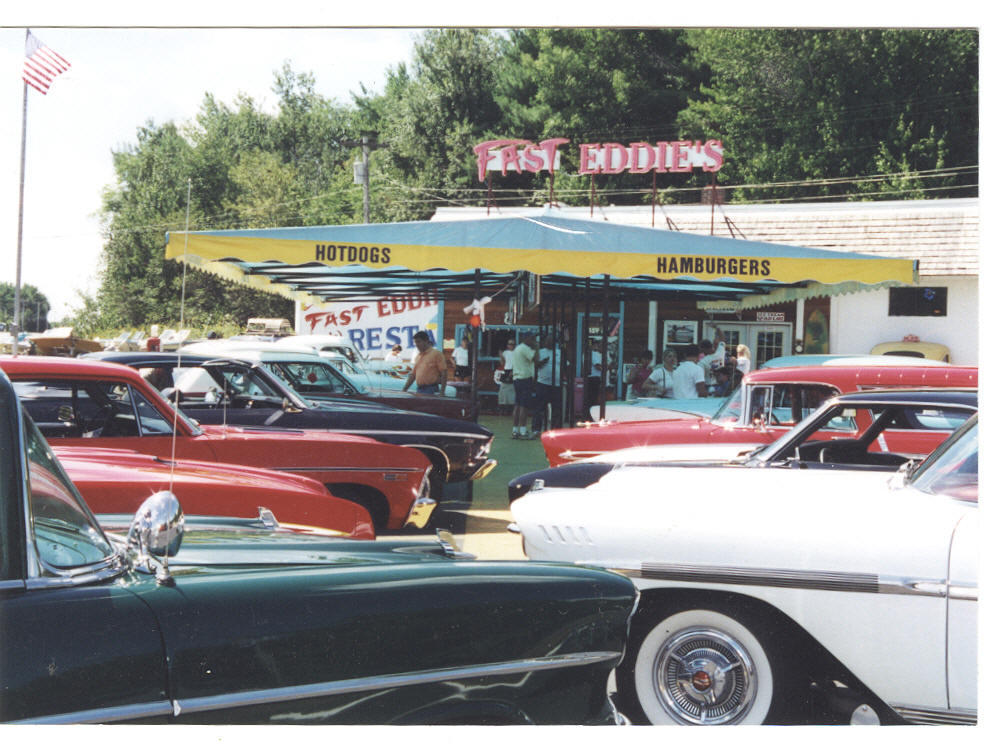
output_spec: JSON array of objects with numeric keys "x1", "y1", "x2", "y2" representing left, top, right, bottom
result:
[{"x1": 0, "y1": 25, "x2": 421, "y2": 320}]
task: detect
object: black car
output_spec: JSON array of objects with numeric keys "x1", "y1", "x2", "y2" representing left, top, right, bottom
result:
[
  {"x1": 508, "y1": 388, "x2": 978, "y2": 501},
  {"x1": 85, "y1": 352, "x2": 496, "y2": 497}
]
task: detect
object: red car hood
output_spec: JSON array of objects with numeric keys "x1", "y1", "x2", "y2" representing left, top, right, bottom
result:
[
  {"x1": 541, "y1": 417, "x2": 719, "y2": 465},
  {"x1": 55, "y1": 447, "x2": 375, "y2": 540}
]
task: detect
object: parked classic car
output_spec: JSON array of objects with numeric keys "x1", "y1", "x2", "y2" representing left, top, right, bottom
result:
[
  {"x1": 511, "y1": 415, "x2": 978, "y2": 725},
  {"x1": 0, "y1": 368, "x2": 639, "y2": 724},
  {"x1": 509, "y1": 388, "x2": 977, "y2": 501},
  {"x1": 597, "y1": 355, "x2": 953, "y2": 423},
  {"x1": 183, "y1": 338, "x2": 472, "y2": 412},
  {"x1": 55, "y1": 448, "x2": 375, "y2": 539},
  {"x1": 542, "y1": 362, "x2": 977, "y2": 466},
  {"x1": 84, "y1": 351, "x2": 496, "y2": 495},
  {"x1": 273, "y1": 334, "x2": 465, "y2": 401},
  {"x1": 0, "y1": 356, "x2": 434, "y2": 531}
]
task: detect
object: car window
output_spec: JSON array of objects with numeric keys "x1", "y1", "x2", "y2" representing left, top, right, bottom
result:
[
  {"x1": 214, "y1": 367, "x2": 281, "y2": 398},
  {"x1": 269, "y1": 361, "x2": 355, "y2": 395},
  {"x1": 881, "y1": 407, "x2": 972, "y2": 431},
  {"x1": 24, "y1": 413, "x2": 115, "y2": 568},
  {"x1": 710, "y1": 386, "x2": 743, "y2": 424},
  {"x1": 132, "y1": 387, "x2": 175, "y2": 435},
  {"x1": 909, "y1": 419, "x2": 978, "y2": 502}
]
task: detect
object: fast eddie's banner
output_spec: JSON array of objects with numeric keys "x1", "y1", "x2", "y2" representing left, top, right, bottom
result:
[
  {"x1": 473, "y1": 137, "x2": 724, "y2": 180},
  {"x1": 296, "y1": 294, "x2": 442, "y2": 358}
]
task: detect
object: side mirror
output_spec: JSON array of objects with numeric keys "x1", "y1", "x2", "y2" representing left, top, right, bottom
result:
[{"x1": 128, "y1": 491, "x2": 184, "y2": 585}]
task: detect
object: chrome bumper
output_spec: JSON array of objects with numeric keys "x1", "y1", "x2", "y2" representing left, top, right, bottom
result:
[
  {"x1": 470, "y1": 458, "x2": 498, "y2": 481},
  {"x1": 404, "y1": 496, "x2": 437, "y2": 529}
]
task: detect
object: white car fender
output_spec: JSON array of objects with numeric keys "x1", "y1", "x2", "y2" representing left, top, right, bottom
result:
[{"x1": 511, "y1": 466, "x2": 973, "y2": 713}]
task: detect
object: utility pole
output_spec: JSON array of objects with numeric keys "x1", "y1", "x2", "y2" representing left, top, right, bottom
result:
[{"x1": 351, "y1": 136, "x2": 371, "y2": 223}]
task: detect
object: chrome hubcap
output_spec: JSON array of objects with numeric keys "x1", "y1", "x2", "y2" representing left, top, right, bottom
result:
[{"x1": 653, "y1": 627, "x2": 757, "y2": 724}]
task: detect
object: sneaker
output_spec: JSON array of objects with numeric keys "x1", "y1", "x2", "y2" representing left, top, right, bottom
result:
[{"x1": 511, "y1": 432, "x2": 519, "y2": 439}]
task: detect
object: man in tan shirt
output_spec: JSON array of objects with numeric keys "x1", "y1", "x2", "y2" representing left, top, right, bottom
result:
[{"x1": 402, "y1": 330, "x2": 448, "y2": 395}]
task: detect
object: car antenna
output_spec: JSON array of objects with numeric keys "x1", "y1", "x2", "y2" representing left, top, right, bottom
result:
[{"x1": 169, "y1": 177, "x2": 193, "y2": 491}]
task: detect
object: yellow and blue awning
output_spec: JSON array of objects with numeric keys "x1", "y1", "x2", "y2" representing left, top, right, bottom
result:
[{"x1": 165, "y1": 215, "x2": 916, "y2": 304}]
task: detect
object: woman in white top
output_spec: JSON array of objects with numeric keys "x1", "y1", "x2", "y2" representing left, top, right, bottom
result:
[
  {"x1": 735, "y1": 344, "x2": 751, "y2": 375},
  {"x1": 643, "y1": 349, "x2": 678, "y2": 398}
]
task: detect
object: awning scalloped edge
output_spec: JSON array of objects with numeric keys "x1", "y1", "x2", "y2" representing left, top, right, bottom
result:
[{"x1": 697, "y1": 280, "x2": 908, "y2": 311}]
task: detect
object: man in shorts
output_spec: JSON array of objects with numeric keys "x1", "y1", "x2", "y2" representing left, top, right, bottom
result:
[{"x1": 511, "y1": 333, "x2": 538, "y2": 439}]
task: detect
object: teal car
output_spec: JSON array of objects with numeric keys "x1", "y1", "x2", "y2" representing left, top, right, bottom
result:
[{"x1": 0, "y1": 369, "x2": 637, "y2": 725}]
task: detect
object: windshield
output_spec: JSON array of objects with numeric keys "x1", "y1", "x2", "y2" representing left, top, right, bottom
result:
[
  {"x1": 23, "y1": 411, "x2": 117, "y2": 569},
  {"x1": 267, "y1": 360, "x2": 359, "y2": 398},
  {"x1": 710, "y1": 386, "x2": 743, "y2": 424},
  {"x1": 907, "y1": 417, "x2": 978, "y2": 502}
]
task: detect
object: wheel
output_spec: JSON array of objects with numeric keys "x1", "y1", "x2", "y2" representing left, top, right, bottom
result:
[{"x1": 619, "y1": 608, "x2": 786, "y2": 725}]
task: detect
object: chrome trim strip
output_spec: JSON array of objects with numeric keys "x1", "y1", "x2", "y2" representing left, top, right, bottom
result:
[
  {"x1": 176, "y1": 652, "x2": 622, "y2": 716},
  {"x1": 275, "y1": 466, "x2": 422, "y2": 474},
  {"x1": 11, "y1": 700, "x2": 175, "y2": 724},
  {"x1": 325, "y1": 428, "x2": 491, "y2": 441},
  {"x1": 0, "y1": 578, "x2": 27, "y2": 591},
  {"x1": 633, "y1": 563, "x2": 881, "y2": 593},
  {"x1": 626, "y1": 563, "x2": 972, "y2": 599},
  {"x1": 13, "y1": 652, "x2": 621, "y2": 724},
  {"x1": 892, "y1": 704, "x2": 977, "y2": 725}
]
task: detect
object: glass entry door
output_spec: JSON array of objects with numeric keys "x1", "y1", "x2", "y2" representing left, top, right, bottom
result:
[{"x1": 706, "y1": 322, "x2": 792, "y2": 370}]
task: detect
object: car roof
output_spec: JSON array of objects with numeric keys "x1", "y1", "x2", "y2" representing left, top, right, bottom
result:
[
  {"x1": 743, "y1": 362, "x2": 976, "y2": 385},
  {"x1": 827, "y1": 387, "x2": 978, "y2": 406},
  {"x1": 762, "y1": 354, "x2": 951, "y2": 368},
  {"x1": 0, "y1": 354, "x2": 145, "y2": 382}
]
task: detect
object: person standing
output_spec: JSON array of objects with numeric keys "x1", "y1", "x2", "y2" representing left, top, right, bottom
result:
[
  {"x1": 671, "y1": 344, "x2": 708, "y2": 399},
  {"x1": 402, "y1": 331, "x2": 448, "y2": 395},
  {"x1": 625, "y1": 350, "x2": 654, "y2": 400},
  {"x1": 735, "y1": 344, "x2": 752, "y2": 375},
  {"x1": 532, "y1": 335, "x2": 562, "y2": 433},
  {"x1": 644, "y1": 349, "x2": 678, "y2": 398},
  {"x1": 698, "y1": 325, "x2": 727, "y2": 386},
  {"x1": 584, "y1": 340, "x2": 603, "y2": 418},
  {"x1": 452, "y1": 336, "x2": 471, "y2": 380},
  {"x1": 497, "y1": 338, "x2": 516, "y2": 413},
  {"x1": 511, "y1": 333, "x2": 538, "y2": 439}
]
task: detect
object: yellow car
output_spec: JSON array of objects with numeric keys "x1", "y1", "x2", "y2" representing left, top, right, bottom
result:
[{"x1": 871, "y1": 340, "x2": 951, "y2": 362}]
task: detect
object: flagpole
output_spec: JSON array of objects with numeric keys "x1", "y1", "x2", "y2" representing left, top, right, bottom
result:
[{"x1": 13, "y1": 29, "x2": 30, "y2": 356}]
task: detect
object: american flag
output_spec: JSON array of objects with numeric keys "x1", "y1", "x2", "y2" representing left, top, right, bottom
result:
[{"x1": 23, "y1": 30, "x2": 71, "y2": 95}]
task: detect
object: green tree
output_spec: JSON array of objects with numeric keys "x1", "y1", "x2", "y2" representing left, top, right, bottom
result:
[
  {"x1": 98, "y1": 65, "x2": 365, "y2": 328},
  {"x1": 676, "y1": 29, "x2": 978, "y2": 201},
  {"x1": 0, "y1": 282, "x2": 50, "y2": 332}
]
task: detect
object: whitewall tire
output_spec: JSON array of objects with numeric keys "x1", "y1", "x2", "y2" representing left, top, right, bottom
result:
[{"x1": 630, "y1": 609, "x2": 778, "y2": 725}]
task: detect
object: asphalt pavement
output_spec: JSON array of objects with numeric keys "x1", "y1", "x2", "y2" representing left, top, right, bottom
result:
[{"x1": 383, "y1": 412, "x2": 549, "y2": 559}]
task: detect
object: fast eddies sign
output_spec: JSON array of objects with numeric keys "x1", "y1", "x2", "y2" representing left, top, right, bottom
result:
[{"x1": 473, "y1": 137, "x2": 724, "y2": 180}]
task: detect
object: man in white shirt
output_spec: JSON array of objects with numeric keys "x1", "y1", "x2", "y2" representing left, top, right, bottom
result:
[
  {"x1": 511, "y1": 334, "x2": 538, "y2": 439},
  {"x1": 698, "y1": 325, "x2": 726, "y2": 386},
  {"x1": 532, "y1": 335, "x2": 561, "y2": 433},
  {"x1": 672, "y1": 344, "x2": 708, "y2": 399}
]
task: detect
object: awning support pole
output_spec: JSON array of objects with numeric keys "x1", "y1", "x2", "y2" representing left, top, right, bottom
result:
[
  {"x1": 470, "y1": 268, "x2": 480, "y2": 422},
  {"x1": 600, "y1": 274, "x2": 610, "y2": 420}
]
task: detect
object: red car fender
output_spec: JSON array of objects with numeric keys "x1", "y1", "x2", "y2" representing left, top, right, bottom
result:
[{"x1": 55, "y1": 449, "x2": 375, "y2": 540}]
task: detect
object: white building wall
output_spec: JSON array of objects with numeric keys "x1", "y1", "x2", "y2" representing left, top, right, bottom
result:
[{"x1": 830, "y1": 276, "x2": 978, "y2": 365}]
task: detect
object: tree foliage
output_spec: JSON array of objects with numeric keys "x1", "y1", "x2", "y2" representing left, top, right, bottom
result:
[{"x1": 0, "y1": 282, "x2": 50, "y2": 332}]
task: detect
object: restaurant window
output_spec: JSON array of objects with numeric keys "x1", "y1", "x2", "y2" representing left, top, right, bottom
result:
[{"x1": 889, "y1": 287, "x2": 947, "y2": 317}]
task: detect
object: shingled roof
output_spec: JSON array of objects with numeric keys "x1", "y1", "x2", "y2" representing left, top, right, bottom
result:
[{"x1": 433, "y1": 198, "x2": 979, "y2": 277}]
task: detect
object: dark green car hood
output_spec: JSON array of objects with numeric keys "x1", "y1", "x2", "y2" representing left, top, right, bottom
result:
[{"x1": 99, "y1": 513, "x2": 456, "y2": 568}]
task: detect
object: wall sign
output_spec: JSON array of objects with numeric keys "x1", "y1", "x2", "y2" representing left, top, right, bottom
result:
[
  {"x1": 756, "y1": 312, "x2": 786, "y2": 322},
  {"x1": 474, "y1": 137, "x2": 724, "y2": 180},
  {"x1": 296, "y1": 294, "x2": 442, "y2": 357}
]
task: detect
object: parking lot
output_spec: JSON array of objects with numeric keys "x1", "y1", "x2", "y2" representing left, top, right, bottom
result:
[{"x1": 381, "y1": 412, "x2": 543, "y2": 559}]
